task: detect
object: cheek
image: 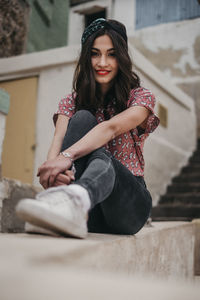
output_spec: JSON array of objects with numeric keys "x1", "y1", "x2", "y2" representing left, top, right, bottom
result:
[{"x1": 91, "y1": 58, "x2": 96, "y2": 68}]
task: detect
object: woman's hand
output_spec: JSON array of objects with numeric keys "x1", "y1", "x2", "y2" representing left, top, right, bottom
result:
[
  {"x1": 53, "y1": 170, "x2": 75, "y2": 187},
  {"x1": 37, "y1": 156, "x2": 72, "y2": 189}
]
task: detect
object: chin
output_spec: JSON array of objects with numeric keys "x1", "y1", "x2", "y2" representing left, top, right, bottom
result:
[{"x1": 96, "y1": 77, "x2": 112, "y2": 85}]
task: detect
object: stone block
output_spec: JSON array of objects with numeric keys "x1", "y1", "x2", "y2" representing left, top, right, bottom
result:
[{"x1": 0, "y1": 178, "x2": 41, "y2": 233}]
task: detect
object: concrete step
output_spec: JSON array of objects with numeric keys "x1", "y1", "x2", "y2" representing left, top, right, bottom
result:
[
  {"x1": 172, "y1": 173, "x2": 200, "y2": 183},
  {"x1": 181, "y1": 163, "x2": 200, "y2": 173},
  {"x1": 189, "y1": 150, "x2": 200, "y2": 163},
  {"x1": 0, "y1": 221, "x2": 200, "y2": 300},
  {"x1": 152, "y1": 205, "x2": 200, "y2": 221},
  {"x1": 159, "y1": 192, "x2": 200, "y2": 205},
  {"x1": 167, "y1": 182, "x2": 200, "y2": 193}
]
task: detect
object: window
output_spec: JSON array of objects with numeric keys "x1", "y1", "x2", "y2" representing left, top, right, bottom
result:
[{"x1": 85, "y1": 9, "x2": 106, "y2": 27}]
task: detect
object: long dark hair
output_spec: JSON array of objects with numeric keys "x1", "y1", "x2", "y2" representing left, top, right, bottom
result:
[{"x1": 72, "y1": 19, "x2": 140, "y2": 115}]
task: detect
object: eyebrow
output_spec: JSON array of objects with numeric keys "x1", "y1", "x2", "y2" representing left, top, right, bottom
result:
[{"x1": 91, "y1": 47, "x2": 115, "y2": 51}]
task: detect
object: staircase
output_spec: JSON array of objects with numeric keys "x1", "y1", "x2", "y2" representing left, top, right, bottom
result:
[{"x1": 152, "y1": 139, "x2": 200, "y2": 221}]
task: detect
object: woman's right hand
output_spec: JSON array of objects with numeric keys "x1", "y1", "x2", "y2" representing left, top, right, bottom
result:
[{"x1": 37, "y1": 155, "x2": 73, "y2": 189}]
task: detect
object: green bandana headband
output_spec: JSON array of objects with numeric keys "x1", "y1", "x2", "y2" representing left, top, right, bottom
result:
[{"x1": 81, "y1": 18, "x2": 127, "y2": 45}]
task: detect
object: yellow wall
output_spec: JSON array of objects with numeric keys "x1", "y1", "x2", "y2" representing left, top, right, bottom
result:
[{"x1": 0, "y1": 77, "x2": 38, "y2": 184}]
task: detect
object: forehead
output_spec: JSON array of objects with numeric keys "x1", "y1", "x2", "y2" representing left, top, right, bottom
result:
[{"x1": 92, "y1": 34, "x2": 114, "y2": 50}]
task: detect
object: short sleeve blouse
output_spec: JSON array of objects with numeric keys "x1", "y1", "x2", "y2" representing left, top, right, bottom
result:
[{"x1": 53, "y1": 87, "x2": 160, "y2": 177}]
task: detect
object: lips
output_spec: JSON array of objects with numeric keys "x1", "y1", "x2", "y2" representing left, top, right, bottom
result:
[{"x1": 96, "y1": 70, "x2": 110, "y2": 76}]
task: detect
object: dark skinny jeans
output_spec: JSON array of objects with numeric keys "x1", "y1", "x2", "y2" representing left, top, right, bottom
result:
[{"x1": 61, "y1": 110, "x2": 152, "y2": 235}]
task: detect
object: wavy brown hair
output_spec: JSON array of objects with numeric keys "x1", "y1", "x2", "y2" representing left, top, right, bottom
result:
[{"x1": 72, "y1": 19, "x2": 140, "y2": 115}]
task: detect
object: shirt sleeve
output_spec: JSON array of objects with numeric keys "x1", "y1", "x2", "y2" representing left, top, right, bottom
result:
[
  {"x1": 53, "y1": 94, "x2": 76, "y2": 126},
  {"x1": 128, "y1": 87, "x2": 160, "y2": 134}
]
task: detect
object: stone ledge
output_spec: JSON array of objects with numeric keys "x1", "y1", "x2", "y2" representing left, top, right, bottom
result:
[
  {"x1": 0, "y1": 221, "x2": 199, "y2": 279},
  {"x1": 0, "y1": 221, "x2": 200, "y2": 300}
]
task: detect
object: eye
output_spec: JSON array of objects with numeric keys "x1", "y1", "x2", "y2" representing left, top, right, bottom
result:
[
  {"x1": 91, "y1": 51, "x2": 99, "y2": 57},
  {"x1": 108, "y1": 52, "x2": 116, "y2": 57}
]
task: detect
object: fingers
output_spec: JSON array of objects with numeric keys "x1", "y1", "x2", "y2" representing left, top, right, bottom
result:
[
  {"x1": 37, "y1": 157, "x2": 74, "y2": 189},
  {"x1": 39, "y1": 171, "x2": 50, "y2": 189},
  {"x1": 51, "y1": 173, "x2": 74, "y2": 187},
  {"x1": 57, "y1": 173, "x2": 71, "y2": 184},
  {"x1": 64, "y1": 170, "x2": 75, "y2": 181},
  {"x1": 48, "y1": 169, "x2": 60, "y2": 187},
  {"x1": 39, "y1": 168, "x2": 58, "y2": 189}
]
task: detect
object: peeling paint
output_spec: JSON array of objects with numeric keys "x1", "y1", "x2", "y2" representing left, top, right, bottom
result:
[{"x1": 130, "y1": 36, "x2": 199, "y2": 78}]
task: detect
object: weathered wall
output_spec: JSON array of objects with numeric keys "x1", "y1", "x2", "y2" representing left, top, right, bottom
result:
[
  {"x1": 0, "y1": 45, "x2": 196, "y2": 204},
  {"x1": 130, "y1": 18, "x2": 200, "y2": 136},
  {"x1": 130, "y1": 46, "x2": 196, "y2": 203}
]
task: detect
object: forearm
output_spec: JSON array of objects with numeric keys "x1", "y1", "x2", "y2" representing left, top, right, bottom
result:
[
  {"x1": 63, "y1": 121, "x2": 114, "y2": 161},
  {"x1": 47, "y1": 114, "x2": 69, "y2": 160},
  {"x1": 47, "y1": 135, "x2": 64, "y2": 160}
]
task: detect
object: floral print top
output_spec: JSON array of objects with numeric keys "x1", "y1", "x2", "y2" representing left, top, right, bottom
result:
[{"x1": 53, "y1": 87, "x2": 160, "y2": 177}]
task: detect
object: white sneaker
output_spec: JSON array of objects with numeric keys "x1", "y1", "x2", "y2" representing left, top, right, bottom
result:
[
  {"x1": 25, "y1": 222, "x2": 60, "y2": 237},
  {"x1": 16, "y1": 186, "x2": 88, "y2": 238}
]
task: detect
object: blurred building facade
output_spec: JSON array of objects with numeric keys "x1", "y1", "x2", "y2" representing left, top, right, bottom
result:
[{"x1": 0, "y1": 0, "x2": 69, "y2": 57}]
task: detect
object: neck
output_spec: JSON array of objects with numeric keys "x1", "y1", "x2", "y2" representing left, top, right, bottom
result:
[
  {"x1": 100, "y1": 84, "x2": 109, "y2": 96},
  {"x1": 100, "y1": 81, "x2": 113, "y2": 97}
]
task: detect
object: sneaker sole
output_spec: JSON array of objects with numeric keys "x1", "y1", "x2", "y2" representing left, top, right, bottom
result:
[
  {"x1": 16, "y1": 199, "x2": 87, "y2": 239},
  {"x1": 25, "y1": 222, "x2": 60, "y2": 237}
]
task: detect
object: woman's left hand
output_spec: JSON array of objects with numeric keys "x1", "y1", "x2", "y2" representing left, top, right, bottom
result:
[
  {"x1": 53, "y1": 170, "x2": 75, "y2": 187},
  {"x1": 37, "y1": 156, "x2": 72, "y2": 189}
]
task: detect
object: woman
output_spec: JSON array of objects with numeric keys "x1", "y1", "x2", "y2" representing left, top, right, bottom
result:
[{"x1": 16, "y1": 18, "x2": 160, "y2": 238}]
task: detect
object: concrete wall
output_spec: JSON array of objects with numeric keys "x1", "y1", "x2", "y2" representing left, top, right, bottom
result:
[
  {"x1": 0, "y1": 44, "x2": 196, "y2": 204},
  {"x1": 130, "y1": 18, "x2": 200, "y2": 136},
  {"x1": 130, "y1": 46, "x2": 196, "y2": 203}
]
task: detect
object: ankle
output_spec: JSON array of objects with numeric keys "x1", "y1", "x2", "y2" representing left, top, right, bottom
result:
[{"x1": 67, "y1": 184, "x2": 91, "y2": 213}]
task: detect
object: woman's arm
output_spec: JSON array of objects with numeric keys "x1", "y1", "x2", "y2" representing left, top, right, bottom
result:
[
  {"x1": 38, "y1": 114, "x2": 75, "y2": 188},
  {"x1": 65, "y1": 106, "x2": 149, "y2": 161},
  {"x1": 47, "y1": 114, "x2": 70, "y2": 160},
  {"x1": 38, "y1": 106, "x2": 150, "y2": 188}
]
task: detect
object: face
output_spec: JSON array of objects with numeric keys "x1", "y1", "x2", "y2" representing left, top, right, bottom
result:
[{"x1": 91, "y1": 34, "x2": 118, "y2": 94}]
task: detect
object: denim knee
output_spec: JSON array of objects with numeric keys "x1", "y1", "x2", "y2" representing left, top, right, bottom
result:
[
  {"x1": 70, "y1": 110, "x2": 98, "y2": 129},
  {"x1": 61, "y1": 110, "x2": 98, "y2": 151}
]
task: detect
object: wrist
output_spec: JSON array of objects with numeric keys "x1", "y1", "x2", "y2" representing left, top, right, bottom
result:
[{"x1": 60, "y1": 151, "x2": 74, "y2": 163}]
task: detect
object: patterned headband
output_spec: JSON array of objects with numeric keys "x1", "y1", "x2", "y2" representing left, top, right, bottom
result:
[{"x1": 81, "y1": 18, "x2": 127, "y2": 45}]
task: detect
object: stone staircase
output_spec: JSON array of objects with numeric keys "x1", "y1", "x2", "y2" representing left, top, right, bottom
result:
[{"x1": 152, "y1": 139, "x2": 200, "y2": 221}]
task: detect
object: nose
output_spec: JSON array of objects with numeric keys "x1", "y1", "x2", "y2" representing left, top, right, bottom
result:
[{"x1": 98, "y1": 54, "x2": 108, "y2": 67}]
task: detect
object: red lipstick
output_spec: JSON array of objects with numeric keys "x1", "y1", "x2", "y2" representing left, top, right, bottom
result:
[{"x1": 96, "y1": 70, "x2": 110, "y2": 76}]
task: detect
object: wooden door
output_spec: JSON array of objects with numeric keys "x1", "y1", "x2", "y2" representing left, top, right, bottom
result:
[{"x1": 0, "y1": 77, "x2": 37, "y2": 184}]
